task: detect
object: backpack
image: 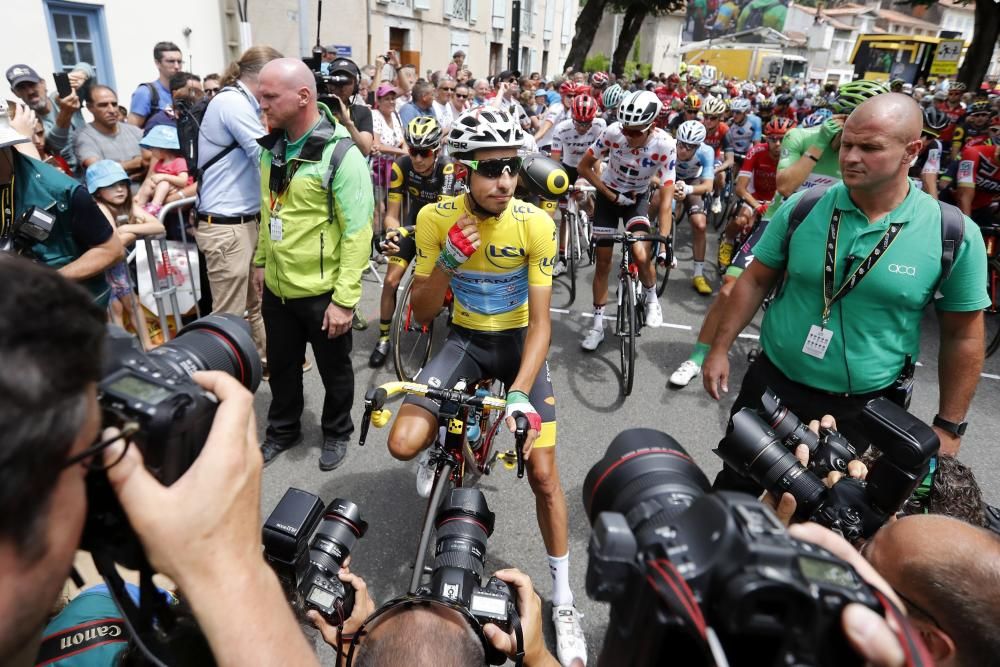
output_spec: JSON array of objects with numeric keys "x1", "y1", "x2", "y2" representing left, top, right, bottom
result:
[
  {"x1": 782, "y1": 183, "x2": 965, "y2": 293},
  {"x1": 176, "y1": 85, "x2": 253, "y2": 182},
  {"x1": 139, "y1": 82, "x2": 161, "y2": 126}
]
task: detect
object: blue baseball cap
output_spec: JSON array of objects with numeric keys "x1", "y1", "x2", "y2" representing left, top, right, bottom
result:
[
  {"x1": 140, "y1": 124, "x2": 180, "y2": 150},
  {"x1": 85, "y1": 160, "x2": 129, "y2": 193}
]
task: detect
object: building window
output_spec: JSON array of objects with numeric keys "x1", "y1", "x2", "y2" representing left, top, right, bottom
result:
[
  {"x1": 449, "y1": 0, "x2": 471, "y2": 21},
  {"x1": 44, "y1": 1, "x2": 115, "y2": 89},
  {"x1": 520, "y1": 0, "x2": 533, "y2": 34},
  {"x1": 390, "y1": 0, "x2": 414, "y2": 7}
]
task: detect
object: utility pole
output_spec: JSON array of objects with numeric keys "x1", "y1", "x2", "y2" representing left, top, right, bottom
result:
[{"x1": 509, "y1": 0, "x2": 521, "y2": 72}]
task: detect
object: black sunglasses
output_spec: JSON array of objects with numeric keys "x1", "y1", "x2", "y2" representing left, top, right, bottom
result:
[
  {"x1": 409, "y1": 147, "x2": 434, "y2": 158},
  {"x1": 460, "y1": 156, "x2": 523, "y2": 178},
  {"x1": 455, "y1": 93, "x2": 468, "y2": 99}
]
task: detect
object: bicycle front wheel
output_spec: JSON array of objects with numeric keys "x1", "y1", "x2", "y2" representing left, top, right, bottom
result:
[
  {"x1": 409, "y1": 458, "x2": 455, "y2": 593},
  {"x1": 392, "y1": 273, "x2": 434, "y2": 381},
  {"x1": 618, "y1": 274, "x2": 637, "y2": 396}
]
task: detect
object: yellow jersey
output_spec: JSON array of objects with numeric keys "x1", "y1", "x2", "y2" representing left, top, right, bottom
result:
[{"x1": 414, "y1": 194, "x2": 557, "y2": 332}]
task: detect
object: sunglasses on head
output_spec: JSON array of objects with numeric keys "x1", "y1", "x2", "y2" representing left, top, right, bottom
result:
[
  {"x1": 622, "y1": 125, "x2": 651, "y2": 137},
  {"x1": 409, "y1": 147, "x2": 434, "y2": 158},
  {"x1": 459, "y1": 156, "x2": 523, "y2": 178}
]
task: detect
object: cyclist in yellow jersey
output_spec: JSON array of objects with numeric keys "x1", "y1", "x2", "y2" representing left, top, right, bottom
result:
[{"x1": 385, "y1": 107, "x2": 587, "y2": 667}]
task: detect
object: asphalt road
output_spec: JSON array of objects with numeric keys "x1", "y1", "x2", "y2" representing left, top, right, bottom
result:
[{"x1": 256, "y1": 223, "x2": 1000, "y2": 665}]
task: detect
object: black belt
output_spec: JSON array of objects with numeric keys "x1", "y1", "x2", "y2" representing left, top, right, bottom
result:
[{"x1": 197, "y1": 212, "x2": 260, "y2": 225}]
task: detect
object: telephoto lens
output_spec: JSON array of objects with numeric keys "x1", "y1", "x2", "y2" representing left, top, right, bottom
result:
[
  {"x1": 299, "y1": 499, "x2": 368, "y2": 623},
  {"x1": 433, "y1": 488, "x2": 496, "y2": 579},
  {"x1": 146, "y1": 313, "x2": 263, "y2": 391},
  {"x1": 760, "y1": 388, "x2": 819, "y2": 451},
  {"x1": 717, "y1": 410, "x2": 828, "y2": 518},
  {"x1": 583, "y1": 428, "x2": 711, "y2": 539}
]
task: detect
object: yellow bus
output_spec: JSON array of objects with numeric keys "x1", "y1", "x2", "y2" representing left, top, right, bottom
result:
[{"x1": 850, "y1": 34, "x2": 964, "y2": 84}]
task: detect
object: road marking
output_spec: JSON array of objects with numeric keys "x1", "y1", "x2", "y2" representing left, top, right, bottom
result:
[{"x1": 549, "y1": 307, "x2": 571, "y2": 314}]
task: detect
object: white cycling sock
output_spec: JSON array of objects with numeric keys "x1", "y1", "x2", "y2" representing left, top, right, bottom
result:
[
  {"x1": 592, "y1": 305, "x2": 605, "y2": 330},
  {"x1": 694, "y1": 261, "x2": 705, "y2": 277},
  {"x1": 548, "y1": 552, "x2": 573, "y2": 607},
  {"x1": 645, "y1": 285, "x2": 657, "y2": 303}
]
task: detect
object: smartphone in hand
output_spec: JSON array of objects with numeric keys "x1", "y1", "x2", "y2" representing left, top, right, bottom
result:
[{"x1": 54, "y1": 72, "x2": 72, "y2": 98}]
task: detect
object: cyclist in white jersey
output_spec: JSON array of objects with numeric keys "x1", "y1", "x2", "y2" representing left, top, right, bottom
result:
[
  {"x1": 551, "y1": 94, "x2": 606, "y2": 275},
  {"x1": 535, "y1": 81, "x2": 576, "y2": 152},
  {"x1": 577, "y1": 90, "x2": 677, "y2": 351}
]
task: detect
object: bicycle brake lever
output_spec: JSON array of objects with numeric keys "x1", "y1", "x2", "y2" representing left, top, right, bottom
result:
[
  {"x1": 512, "y1": 411, "x2": 529, "y2": 479},
  {"x1": 359, "y1": 387, "x2": 388, "y2": 447}
]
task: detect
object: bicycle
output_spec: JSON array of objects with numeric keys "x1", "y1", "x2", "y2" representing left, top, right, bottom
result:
[
  {"x1": 359, "y1": 379, "x2": 529, "y2": 593},
  {"x1": 605, "y1": 231, "x2": 671, "y2": 396},
  {"x1": 982, "y1": 221, "x2": 1000, "y2": 358},
  {"x1": 557, "y1": 184, "x2": 595, "y2": 306}
]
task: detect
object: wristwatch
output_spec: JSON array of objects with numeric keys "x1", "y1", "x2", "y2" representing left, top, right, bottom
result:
[{"x1": 932, "y1": 414, "x2": 968, "y2": 437}]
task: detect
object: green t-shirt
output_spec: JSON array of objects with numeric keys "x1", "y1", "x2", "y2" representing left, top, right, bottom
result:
[
  {"x1": 769, "y1": 125, "x2": 842, "y2": 214},
  {"x1": 753, "y1": 182, "x2": 990, "y2": 394},
  {"x1": 284, "y1": 119, "x2": 323, "y2": 160}
]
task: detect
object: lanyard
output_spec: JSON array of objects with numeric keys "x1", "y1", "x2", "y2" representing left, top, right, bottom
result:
[{"x1": 821, "y1": 208, "x2": 902, "y2": 324}]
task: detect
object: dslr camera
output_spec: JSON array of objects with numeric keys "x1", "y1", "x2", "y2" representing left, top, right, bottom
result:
[
  {"x1": 81, "y1": 314, "x2": 263, "y2": 568},
  {"x1": 263, "y1": 488, "x2": 368, "y2": 625},
  {"x1": 583, "y1": 428, "x2": 890, "y2": 667},
  {"x1": 0, "y1": 206, "x2": 55, "y2": 257},
  {"x1": 422, "y1": 488, "x2": 517, "y2": 664},
  {"x1": 717, "y1": 390, "x2": 939, "y2": 541}
]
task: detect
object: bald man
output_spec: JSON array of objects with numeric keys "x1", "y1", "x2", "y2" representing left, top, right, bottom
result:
[
  {"x1": 707, "y1": 93, "x2": 989, "y2": 493},
  {"x1": 862, "y1": 514, "x2": 1000, "y2": 666},
  {"x1": 252, "y1": 57, "x2": 374, "y2": 471}
]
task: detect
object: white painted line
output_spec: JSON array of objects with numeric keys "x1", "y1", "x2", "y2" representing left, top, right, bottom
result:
[
  {"x1": 549, "y1": 307, "x2": 571, "y2": 314},
  {"x1": 983, "y1": 372, "x2": 1000, "y2": 380},
  {"x1": 737, "y1": 333, "x2": 760, "y2": 340},
  {"x1": 656, "y1": 322, "x2": 693, "y2": 331}
]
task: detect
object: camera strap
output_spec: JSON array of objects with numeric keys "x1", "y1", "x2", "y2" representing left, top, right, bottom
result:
[
  {"x1": 821, "y1": 209, "x2": 902, "y2": 324},
  {"x1": 873, "y1": 590, "x2": 935, "y2": 667},
  {"x1": 644, "y1": 558, "x2": 714, "y2": 662},
  {"x1": 91, "y1": 548, "x2": 174, "y2": 667}
]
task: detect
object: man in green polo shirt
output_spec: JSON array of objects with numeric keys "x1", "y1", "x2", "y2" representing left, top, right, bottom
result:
[{"x1": 704, "y1": 93, "x2": 988, "y2": 493}]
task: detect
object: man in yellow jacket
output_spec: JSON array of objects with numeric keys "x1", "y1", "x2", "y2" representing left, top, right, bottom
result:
[{"x1": 252, "y1": 58, "x2": 374, "y2": 470}]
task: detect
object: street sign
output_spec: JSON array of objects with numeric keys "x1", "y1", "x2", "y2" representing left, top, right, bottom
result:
[
  {"x1": 930, "y1": 39, "x2": 963, "y2": 76},
  {"x1": 333, "y1": 45, "x2": 352, "y2": 58}
]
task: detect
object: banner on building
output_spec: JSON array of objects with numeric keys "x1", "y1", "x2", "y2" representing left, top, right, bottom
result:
[{"x1": 683, "y1": 0, "x2": 791, "y2": 44}]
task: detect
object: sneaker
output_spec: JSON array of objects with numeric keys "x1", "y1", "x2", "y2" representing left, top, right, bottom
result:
[
  {"x1": 553, "y1": 259, "x2": 567, "y2": 277},
  {"x1": 669, "y1": 359, "x2": 702, "y2": 387},
  {"x1": 692, "y1": 275, "x2": 713, "y2": 295},
  {"x1": 552, "y1": 604, "x2": 588, "y2": 667},
  {"x1": 369, "y1": 339, "x2": 391, "y2": 368},
  {"x1": 319, "y1": 438, "x2": 348, "y2": 471},
  {"x1": 415, "y1": 449, "x2": 436, "y2": 498},
  {"x1": 581, "y1": 327, "x2": 605, "y2": 351},
  {"x1": 718, "y1": 241, "x2": 734, "y2": 268},
  {"x1": 352, "y1": 309, "x2": 368, "y2": 331},
  {"x1": 645, "y1": 298, "x2": 663, "y2": 327},
  {"x1": 671, "y1": 254, "x2": 678, "y2": 269},
  {"x1": 260, "y1": 433, "x2": 303, "y2": 466},
  {"x1": 711, "y1": 197, "x2": 722, "y2": 214}
]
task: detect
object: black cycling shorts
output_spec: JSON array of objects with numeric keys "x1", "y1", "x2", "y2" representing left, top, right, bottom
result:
[
  {"x1": 387, "y1": 232, "x2": 417, "y2": 269},
  {"x1": 404, "y1": 325, "x2": 557, "y2": 448},
  {"x1": 592, "y1": 190, "x2": 651, "y2": 247},
  {"x1": 726, "y1": 215, "x2": 772, "y2": 278}
]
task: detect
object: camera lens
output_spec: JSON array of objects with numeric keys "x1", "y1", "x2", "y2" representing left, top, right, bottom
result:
[
  {"x1": 760, "y1": 389, "x2": 818, "y2": 451},
  {"x1": 308, "y1": 498, "x2": 368, "y2": 575},
  {"x1": 147, "y1": 313, "x2": 263, "y2": 391},
  {"x1": 717, "y1": 410, "x2": 827, "y2": 517},
  {"x1": 433, "y1": 488, "x2": 496, "y2": 579},
  {"x1": 583, "y1": 428, "x2": 711, "y2": 540}
]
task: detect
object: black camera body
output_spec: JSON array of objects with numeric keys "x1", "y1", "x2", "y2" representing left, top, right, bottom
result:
[
  {"x1": 583, "y1": 429, "x2": 887, "y2": 667},
  {"x1": 760, "y1": 389, "x2": 857, "y2": 478},
  {"x1": 0, "y1": 206, "x2": 56, "y2": 256},
  {"x1": 424, "y1": 488, "x2": 516, "y2": 664},
  {"x1": 81, "y1": 314, "x2": 263, "y2": 569},
  {"x1": 263, "y1": 488, "x2": 368, "y2": 626},
  {"x1": 719, "y1": 392, "x2": 939, "y2": 541}
]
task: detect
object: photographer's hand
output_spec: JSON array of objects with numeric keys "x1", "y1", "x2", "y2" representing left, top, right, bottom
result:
[
  {"x1": 308, "y1": 568, "x2": 376, "y2": 651},
  {"x1": 789, "y1": 523, "x2": 910, "y2": 667},
  {"x1": 103, "y1": 371, "x2": 320, "y2": 667},
  {"x1": 483, "y1": 569, "x2": 561, "y2": 667},
  {"x1": 807, "y1": 415, "x2": 868, "y2": 484}
]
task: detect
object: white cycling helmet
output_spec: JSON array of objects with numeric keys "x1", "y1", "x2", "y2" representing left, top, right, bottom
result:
[
  {"x1": 741, "y1": 82, "x2": 758, "y2": 95},
  {"x1": 730, "y1": 97, "x2": 752, "y2": 113},
  {"x1": 447, "y1": 108, "x2": 525, "y2": 157},
  {"x1": 703, "y1": 95, "x2": 727, "y2": 116},
  {"x1": 602, "y1": 83, "x2": 626, "y2": 110},
  {"x1": 677, "y1": 120, "x2": 706, "y2": 145},
  {"x1": 617, "y1": 90, "x2": 662, "y2": 127}
]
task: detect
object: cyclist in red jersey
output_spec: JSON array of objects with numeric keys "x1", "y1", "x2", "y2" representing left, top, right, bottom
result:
[
  {"x1": 702, "y1": 96, "x2": 731, "y2": 214},
  {"x1": 717, "y1": 117, "x2": 787, "y2": 269},
  {"x1": 956, "y1": 141, "x2": 1000, "y2": 224},
  {"x1": 936, "y1": 81, "x2": 967, "y2": 144}
]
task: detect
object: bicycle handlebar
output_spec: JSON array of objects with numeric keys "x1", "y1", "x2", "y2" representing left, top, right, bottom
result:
[
  {"x1": 511, "y1": 412, "x2": 529, "y2": 479},
  {"x1": 606, "y1": 232, "x2": 672, "y2": 246}
]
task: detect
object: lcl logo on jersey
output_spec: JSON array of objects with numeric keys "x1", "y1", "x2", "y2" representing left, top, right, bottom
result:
[
  {"x1": 888, "y1": 264, "x2": 916, "y2": 276},
  {"x1": 486, "y1": 244, "x2": 526, "y2": 270}
]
